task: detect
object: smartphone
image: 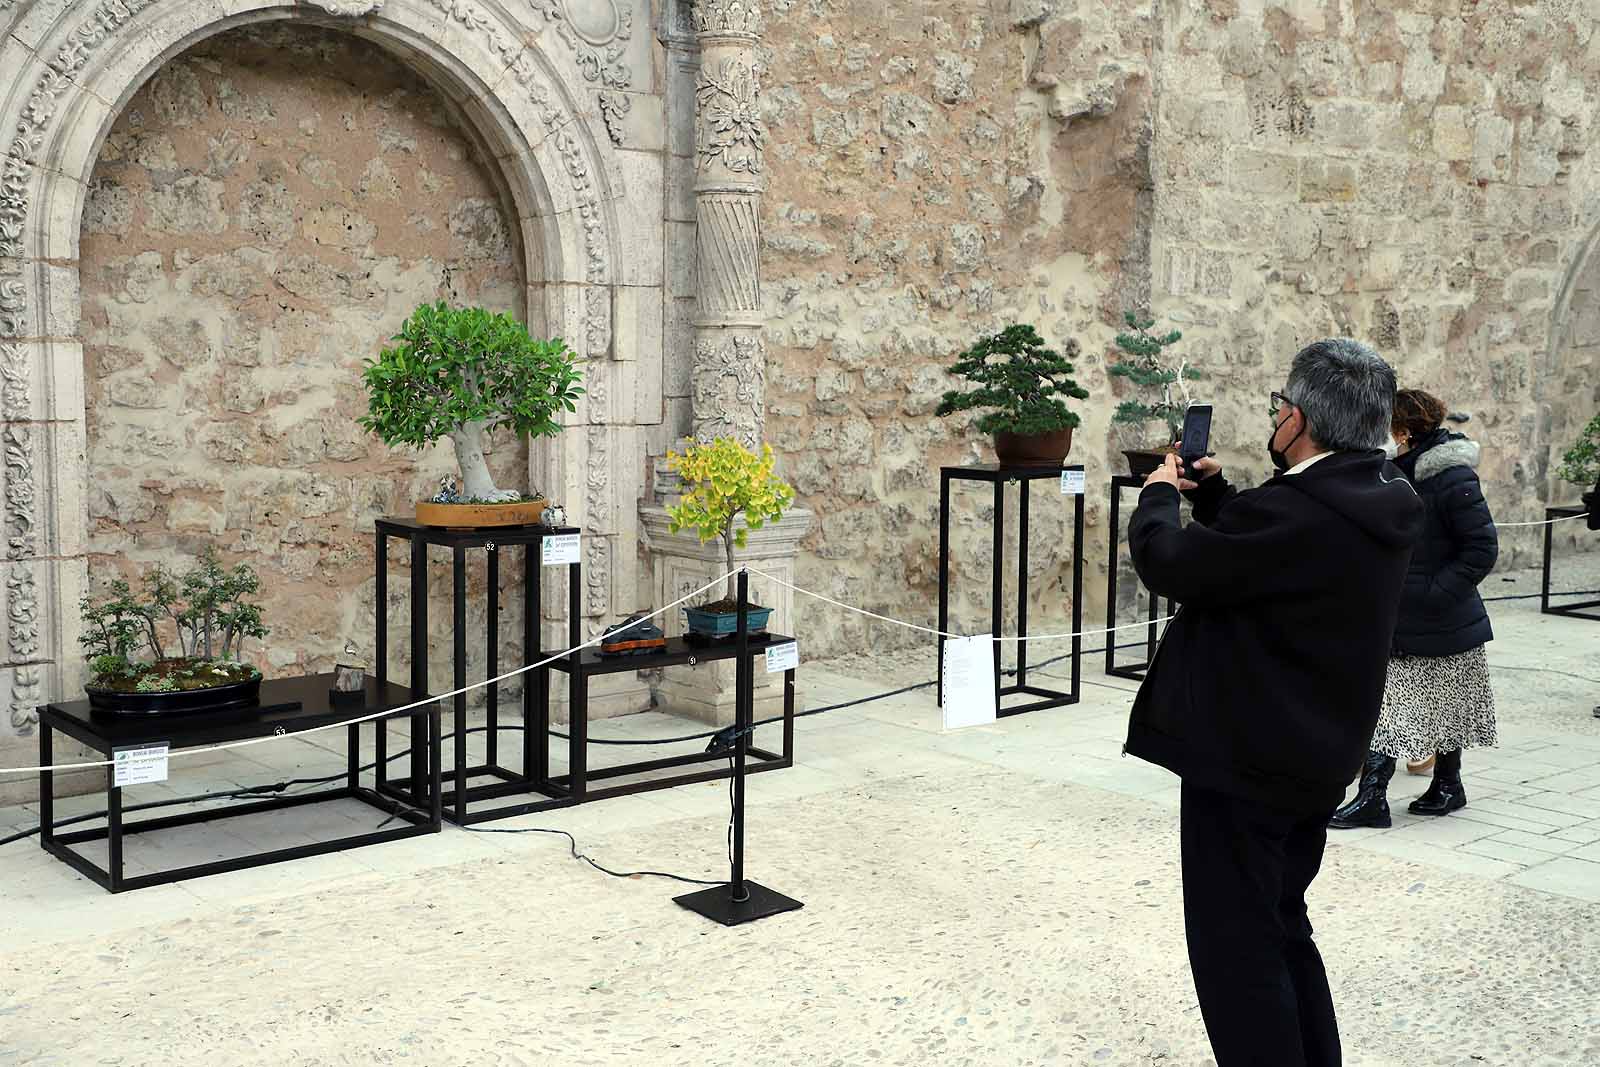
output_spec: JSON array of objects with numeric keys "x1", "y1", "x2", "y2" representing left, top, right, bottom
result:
[{"x1": 1179, "y1": 404, "x2": 1212, "y2": 476}]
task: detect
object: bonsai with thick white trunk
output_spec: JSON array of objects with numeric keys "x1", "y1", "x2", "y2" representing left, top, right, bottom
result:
[{"x1": 360, "y1": 301, "x2": 583, "y2": 502}]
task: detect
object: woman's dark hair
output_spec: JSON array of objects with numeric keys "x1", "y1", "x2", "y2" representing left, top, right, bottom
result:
[{"x1": 1392, "y1": 388, "x2": 1447, "y2": 442}]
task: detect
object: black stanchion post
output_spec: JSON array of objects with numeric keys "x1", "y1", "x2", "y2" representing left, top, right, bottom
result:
[{"x1": 673, "y1": 568, "x2": 804, "y2": 927}]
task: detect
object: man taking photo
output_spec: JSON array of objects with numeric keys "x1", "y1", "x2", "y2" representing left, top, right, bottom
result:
[{"x1": 1125, "y1": 338, "x2": 1423, "y2": 1067}]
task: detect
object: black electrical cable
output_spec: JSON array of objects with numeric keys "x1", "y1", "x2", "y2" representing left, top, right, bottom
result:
[{"x1": 460, "y1": 824, "x2": 722, "y2": 887}]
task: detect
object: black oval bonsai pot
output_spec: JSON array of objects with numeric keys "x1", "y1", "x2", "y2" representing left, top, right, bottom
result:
[{"x1": 85, "y1": 675, "x2": 263, "y2": 716}]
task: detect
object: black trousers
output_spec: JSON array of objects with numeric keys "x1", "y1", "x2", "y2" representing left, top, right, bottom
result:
[{"x1": 1180, "y1": 782, "x2": 1341, "y2": 1067}]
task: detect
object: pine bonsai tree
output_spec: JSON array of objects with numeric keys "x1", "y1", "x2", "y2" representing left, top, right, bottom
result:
[
  {"x1": 934, "y1": 324, "x2": 1089, "y2": 435},
  {"x1": 359, "y1": 302, "x2": 584, "y2": 502},
  {"x1": 1109, "y1": 311, "x2": 1199, "y2": 445}
]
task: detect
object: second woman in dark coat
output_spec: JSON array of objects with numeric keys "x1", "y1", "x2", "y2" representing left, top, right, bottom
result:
[{"x1": 1331, "y1": 389, "x2": 1500, "y2": 829}]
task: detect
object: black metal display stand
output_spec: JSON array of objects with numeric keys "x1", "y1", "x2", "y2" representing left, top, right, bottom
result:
[
  {"x1": 38, "y1": 674, "x2": 441, "y2": 893},
  {"x1": 373, "y1": 517, "x2": 581, "y2": 824},
  {"x1": 674, "y1": 571, "x2": 803, "y2": 926},
  {"x1": 545, "y1": 629, "x2": 795, "y2": 804},
  {"x1": 1105, "y1": 475, "x2": 1173, "y2": 679},
  {"x1": 936, "y1": 463, "x2": 1085, "y2": 716},
  {"x1": 1541, "y1": 505, "x2": 1600, "y2": 620}
]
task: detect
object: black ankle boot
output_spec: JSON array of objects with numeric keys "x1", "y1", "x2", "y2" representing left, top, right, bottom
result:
[
  {"x1": 1409, "y1": 749, "x2": 1466, "y2": 816},
  {"x1": 1330, "y1": 750, "x2": 1396, "y2": 829}
]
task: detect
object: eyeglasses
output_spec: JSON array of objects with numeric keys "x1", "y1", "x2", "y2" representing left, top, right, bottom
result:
[{"x1": 1270, "y1": 390, "x2": 1296, "y2": 417}]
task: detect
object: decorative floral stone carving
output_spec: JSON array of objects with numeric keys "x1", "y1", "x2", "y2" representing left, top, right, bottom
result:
[
  {"x1": 4, "y1": 425, "x2": 34, "y2": 560},
  {"x1": 534, "y1": 0, "x2": 634, "y2": 89},
  {"x1": 690, "y1": 333, "x2": 765, "y2": 448},
  {"x1": 6, "y1": 566, "x2": 39, "y2": 661},
  {"x1": 691, "y1": 0, "x2": 762, "y2": 36},
  {"x1": 695, "y1": 58, "x2": 765, "y2": 174},
  {"x1": 9, "y1": 666, "x2": 42, "y2": 733},
  {"x1": 597, "y1": 89, "x2": 631, "y2": 146}
]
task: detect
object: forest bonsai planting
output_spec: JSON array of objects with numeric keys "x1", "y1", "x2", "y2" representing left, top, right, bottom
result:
[
  {"x1": 80, "y1": 548, "x2": 267, "y2": 707},
  {"x1": 665, "y1": 438, "x2": 795, "y2": 634},
  {"x1": 360, "y1": 301, "x2": 583, "y2": 524},
  {"x1": 934, "y1": 324, "x2": 1089, "y2": 465},
  {"x1": 1109, "y1": 311, "x2": 1201, "y2": 476}
]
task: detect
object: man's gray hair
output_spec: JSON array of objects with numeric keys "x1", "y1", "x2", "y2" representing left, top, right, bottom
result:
[{"x1": 1284, "y1": 338, "x2": 1397, "y2": 451}]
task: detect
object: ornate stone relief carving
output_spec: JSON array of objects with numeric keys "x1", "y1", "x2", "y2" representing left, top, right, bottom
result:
[
  {"x1": 695, "y1": 58, "x2": 765, "y2": 174},
  {"x1": 305, "y1": 0, "x2": 386, "y2": 16},
  {"x1": 8, "y1": 666, "x2": 42, "y2": 733},
  {"x1": 690, "y1": 333, "x2": 764, "y2": 448},
  {"x1": 585, "y1": 284, "x2": 611, "y2": 359},
  {"x1": 4, "y1": 425, "x2": 35, "y2": 559},
  {"x1": 534, "y1": 0, "x2": 632, "y2": 88},
  {"x1": 597, "y1": 89, "x2": 631, "y2": 147},
  {"x1": 7, "y1": 566, "x2": 39, "y2": 661},
  {"x1": 691, "y1": 0, "x2": 762, "y2": 36}
]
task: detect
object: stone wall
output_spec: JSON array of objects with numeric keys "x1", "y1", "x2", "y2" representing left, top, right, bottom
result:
[
  {"x1": 750, "y1": 0, "x2": 1600, "y2": 658},
  {"x1": 79, "y1": 23, "x2": 530, "y2": 693},
  {"x1": 1151, "y1": 0, "x2": 1600, "y2": 570},
  {"x1": 756, "y1": 0, "x2": 1159, "y2": 657}
]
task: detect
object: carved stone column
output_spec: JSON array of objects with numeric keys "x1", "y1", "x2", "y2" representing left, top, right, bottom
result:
[{"x1": 689, "y1": 0, "x2": 766, "y2": 447}]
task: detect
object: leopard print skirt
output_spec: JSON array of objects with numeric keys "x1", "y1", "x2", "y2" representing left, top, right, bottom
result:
[{"x1": 1369, "y1": 644, "x2": 1498, "y2": 761}]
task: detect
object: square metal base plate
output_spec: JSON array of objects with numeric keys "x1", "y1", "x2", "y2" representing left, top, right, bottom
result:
[{"x1": 673, "y1": 880, "x2": 804, "y2": 926}]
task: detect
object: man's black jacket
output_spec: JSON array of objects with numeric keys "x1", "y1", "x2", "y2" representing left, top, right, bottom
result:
[{"x1": 1124, "y1": 451, "x2": 1423, "y2": 813}]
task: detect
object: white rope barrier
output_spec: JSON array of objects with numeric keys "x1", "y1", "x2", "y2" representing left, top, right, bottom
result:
[
  {"x1": 744, "y1": 567, "x2": 1177, "y2": 643},
  {"x1": 12, "y1": 501, "x2": 1586, "y2": 777},
  {"x1": 1497, "y1": 511, "x2": 1590, "y2": 528},
  {"x1": 0, "y1": 570, "x2": 738, "y2": 776}
]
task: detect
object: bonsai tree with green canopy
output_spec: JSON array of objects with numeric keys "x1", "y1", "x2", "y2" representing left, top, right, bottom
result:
[
  {"x1": 1109, "y1": 311, "x2": 1199, "y2": 445},
  {"x1": 359, "y1": 302, "x2": 584, "y2": 502},
  {"x1": 665, "y1": 438, "x2": 795, "y2": 605},
  {"x1": 1557, "y1": 413, "x2": 1600, "y2": 488},
  {"x1": 934, "y1": 324, "x2": 1090, "y2": 435}
]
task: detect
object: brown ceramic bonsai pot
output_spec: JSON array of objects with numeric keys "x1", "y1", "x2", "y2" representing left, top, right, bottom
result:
[
  {"x1": 993, "y1": 427, "x2": 1074, "y2": 467},
  {"x1": 415, "y1": 498, "x2": 548, "y2": 528}
]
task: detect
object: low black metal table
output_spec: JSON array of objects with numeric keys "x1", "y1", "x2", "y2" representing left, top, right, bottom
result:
[
  {"x1": 1541, "y1": 505, "x2": 1600, "y2": 620},
  {"x1": 38, "y1": 674, "x2": 441, "y2": 893},
  {"x1": 1105, "y1": 475, "x2": 1173, "y2": 679},
  {"x1": 937, "y1": 463, "x2": 1085, "y2": 716},
  {"x1": 546, "y1": 633, "x2": 796, "y2": 802},
  {"x1": 373, "y1": 517, "x2": 581, "y2": 825}
]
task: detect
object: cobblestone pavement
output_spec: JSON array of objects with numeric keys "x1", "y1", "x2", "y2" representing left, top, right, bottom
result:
[{"x1": 1, "y1": 564, "x2": 1597, "y2": 1065}]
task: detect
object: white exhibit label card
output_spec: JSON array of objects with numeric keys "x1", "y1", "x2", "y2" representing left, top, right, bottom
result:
[
  {"x1": 113, "y1": 743, "x2": 169, "y2": 787},
  {"x1": 541, "y1": 533, "x2": 581, "y2": 566},
  {"x1": 765, "y1": 641, "x2": 799, "y2": 673},
  {"x1": 941, "y1": 636, "x2": 997, "y2": 731},
  {"x1": 1060, "y1": 469, "x2": 1086, "y2": 495}
]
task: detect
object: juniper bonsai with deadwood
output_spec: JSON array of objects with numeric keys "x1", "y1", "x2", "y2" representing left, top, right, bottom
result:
[
  {"x1": 934, "y1": 324, "x2": 1089, "y2": 436},
  {"x1": 1109, "y1": 311, "x2": 1200, "y2": 445}
]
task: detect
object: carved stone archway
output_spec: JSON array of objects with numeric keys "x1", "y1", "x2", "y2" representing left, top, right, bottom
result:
[{"x1": 0, "y1": 0, "x2": 665, "y2": 787}]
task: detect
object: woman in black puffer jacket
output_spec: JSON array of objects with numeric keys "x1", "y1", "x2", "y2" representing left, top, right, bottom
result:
[{"x1": 1331, "y1": 389, "x2": 1500, "y2": 829}]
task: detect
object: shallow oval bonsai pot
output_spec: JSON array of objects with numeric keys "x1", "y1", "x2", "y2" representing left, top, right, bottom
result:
[
  {"x1": 86, "y1": 674, "x2": 263, "y2": 716},
  {"x1": 683, "y1": 604, "x2": 774, "y2": 638},
  {"x1": 415, "y1": 498, "x2": 548, "y2": 528},
  {"x1": 993, "y1": 427, "x2": 1074, "y2": 467},
  {"x1": 1123, "y1": 447, "x2": 1173, "y2": 479}
]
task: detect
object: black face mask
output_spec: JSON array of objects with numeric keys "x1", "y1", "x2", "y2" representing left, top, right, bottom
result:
[{"x1": 1268, "y1": 410, "x2": 1305, "y2": 473}]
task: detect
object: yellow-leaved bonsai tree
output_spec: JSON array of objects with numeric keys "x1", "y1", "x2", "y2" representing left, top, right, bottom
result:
[{"x1": 665, "y1": 438, "x2": 795, "y2": 617}]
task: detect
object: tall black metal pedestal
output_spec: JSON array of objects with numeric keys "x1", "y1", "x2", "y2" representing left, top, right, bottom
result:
[
  {"x1": 1105, "y1": 475, "x2": 1173, "y2": 680},
  {"x1": 936, "y1": 463, "x2": 1085, "y2": 716},
  {"x1": 674, "y1": 571, "x2": 804, "y2": 926}
]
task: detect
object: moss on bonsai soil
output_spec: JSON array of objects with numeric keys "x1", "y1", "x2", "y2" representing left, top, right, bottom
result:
[{"x1": 91, "y1": 658, "x2": 261, "y2": 694}]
